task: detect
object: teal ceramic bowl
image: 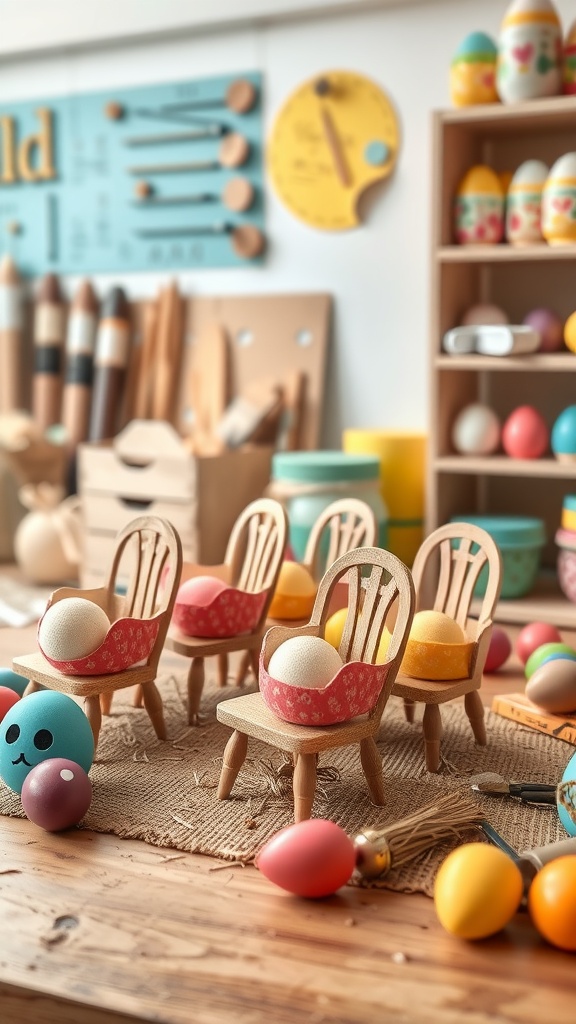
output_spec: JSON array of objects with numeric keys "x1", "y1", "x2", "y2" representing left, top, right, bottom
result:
[{"x1": 450, "y1": 515, "x2": 546, "y2": 599}]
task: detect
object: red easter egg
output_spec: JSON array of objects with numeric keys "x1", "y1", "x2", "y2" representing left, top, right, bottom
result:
[
  {"x1": 501, "y1": 405, "x2": 549, "y2": 459},
  {"x1": 484, "y1": 626, "x2": 512, "y2": 673},
  {"x1": 516, "y1": 622, "x2": 563, "y2": 665},
  {"x1": 176, "y1": 575, "x2": 228, "y2": 606},
  {"x1": 0, "y1": 685, "x2": 20, "y2": 723},
  {"x1": 256, "y1": 818, "x2": 356, "y2": 898},
  {"x1": 21, "y1": 757, "x2": 92, "y2": 832}
]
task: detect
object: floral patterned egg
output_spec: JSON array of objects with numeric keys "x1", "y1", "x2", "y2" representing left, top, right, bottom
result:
[
  {"x1": 506, "y1": 159, "x2": 548, "y2": 244},
  {"x1": 542, "y1": 153, "x2": 576, "y2": 245},
  {"x1": 455, "y1": 165, "x2": 504, "y2": 245},
  {"x1": 563, "y1": 20, "x2": 576, "y2": 94},
  {"x1": 496, "y1": 0, "x2": 562, "y2": 104}
]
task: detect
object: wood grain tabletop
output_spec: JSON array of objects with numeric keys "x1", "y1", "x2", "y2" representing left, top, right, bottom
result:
[{"x1": 0, "y1": 580, "x2": 574, "y2": 1024}]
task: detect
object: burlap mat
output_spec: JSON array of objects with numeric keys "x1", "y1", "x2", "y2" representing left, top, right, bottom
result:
[{"x1": 0, "y1": 673, "x2": 571, "y2": 897}]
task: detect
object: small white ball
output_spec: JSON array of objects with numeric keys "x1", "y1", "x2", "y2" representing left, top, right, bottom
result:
[
  {"x1": 268, "y1": 635, "x2": 344, "y2": 689},
  {"x1": 39, "y1": 598, "x2": 110, "y2": 661},
  {"x1": 452, "y1": 403, "x2": 501, "y2": 455}
]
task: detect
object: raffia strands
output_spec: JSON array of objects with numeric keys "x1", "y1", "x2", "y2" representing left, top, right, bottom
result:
[{"x1": 377, "y1": 792, "x2": 485, "y2": 868}]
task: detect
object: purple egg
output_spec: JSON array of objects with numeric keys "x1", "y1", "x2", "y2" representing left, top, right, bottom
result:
[
  {"x1": 523, "y1": 308, "x2": 564, "y2": 353},
  {"x1": 20, "y1": 758, "x2": 92, "y2": 832}
]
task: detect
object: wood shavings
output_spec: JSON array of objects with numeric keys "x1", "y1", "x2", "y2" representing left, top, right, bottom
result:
[
  {"x1": 391, "y1": 951, "x2": 408, "y2": 965},
  {"x1": 171, "y1": 813, "x2": 197, "y2": 832},
  {"x1": 208, "y1": 860, "x2": 249, "y2": 871}
]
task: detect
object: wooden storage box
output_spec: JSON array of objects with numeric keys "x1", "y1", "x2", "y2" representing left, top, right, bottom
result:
[{"x1": 77, "y1": 420, "x2": 273, "y2": 586}]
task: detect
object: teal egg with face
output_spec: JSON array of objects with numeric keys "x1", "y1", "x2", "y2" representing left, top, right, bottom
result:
[
  {"x1": 0, "y1": 690, "x2": 94, "y2": 794},
  {"x1": 0, "y1": 668, "x2": 29, "y2": 697},
  {"x1": 559, "y1": 750, "x2": 576, "y2": 837}
]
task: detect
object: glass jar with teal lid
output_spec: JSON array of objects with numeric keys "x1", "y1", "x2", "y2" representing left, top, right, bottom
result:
[
  {"x1": 269, "y1": 451, "x2": 388, "y2": 562},
  {"x1": 450, "y1": 514, "x2": 546, "y2": 599}
]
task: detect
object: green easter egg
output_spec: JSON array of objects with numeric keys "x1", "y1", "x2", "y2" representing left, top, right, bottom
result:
[{"x1": 525, "y1": 643, "x2": 576, "y2": 680}]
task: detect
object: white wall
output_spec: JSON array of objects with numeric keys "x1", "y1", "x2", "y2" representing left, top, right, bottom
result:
[{"x1": 0, "y1": 0, "x2": 574, "y2": 445}]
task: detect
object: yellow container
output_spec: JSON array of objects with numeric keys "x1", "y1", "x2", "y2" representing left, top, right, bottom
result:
[{"x1": 343, "y1": 430, "x2": 426, "y2": 566}]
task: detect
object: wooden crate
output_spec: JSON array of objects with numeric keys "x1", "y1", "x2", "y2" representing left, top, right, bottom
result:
[{"x1": 77, "y1": 420, "x2": 273, "y2": 586}]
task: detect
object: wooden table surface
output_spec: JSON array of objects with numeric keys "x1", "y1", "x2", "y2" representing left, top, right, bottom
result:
[{"x1": 0, "y1": 590, "x2": 575, "y2": 1024}]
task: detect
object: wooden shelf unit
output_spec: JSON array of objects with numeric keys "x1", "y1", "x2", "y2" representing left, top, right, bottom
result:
[{"x1": 428, "y1": 95, "x2": 576, "y2": 626}]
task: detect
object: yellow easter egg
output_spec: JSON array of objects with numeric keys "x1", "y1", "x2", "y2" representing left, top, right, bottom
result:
[
  {"x1": 410, "y1": 610, "x2": 466, "y2": 644},
  {"x1": 434, "y1": 843, "x2": 524, "y2": 940},
  {"x1": 324, "y1": 607, "x2": 348, "y2": 650},
  {"x1": 268, "y1": 561, "x2": 317, "y2": 620}
]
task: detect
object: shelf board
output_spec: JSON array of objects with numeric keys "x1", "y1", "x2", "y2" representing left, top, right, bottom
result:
[
  {"x1": 434, "y1": 353, "x2": 576, "y2": 372},
  {"x1": 438, "y1": 95, "x2": 576, "y2": 134},
  {"x1": 434, "y1": 455, "x2": 576, "y2": 478},
  {"x1": 437, "y1": 243, "x2": 576, "y2": 263},
  {"x1": 473, "y1": 576, "x2": 576, "y2": 629}
]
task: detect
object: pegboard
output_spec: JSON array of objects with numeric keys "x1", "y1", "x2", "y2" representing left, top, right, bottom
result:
[{"x1": 0, "y1": 72, "x2": 264, "y2": 275}]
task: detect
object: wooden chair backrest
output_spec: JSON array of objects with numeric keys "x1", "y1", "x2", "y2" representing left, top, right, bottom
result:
[
  {"x1": 412, "y1": 522, "x2": 503, "y2": 634},
  {"x1": 303, "y1": 498, "x2": 378, "y2": 581},
  {"x1": 106, "y1": 515, "x2": 183, "y2": 670},
  {"x1": 224, "y1": 498, "x2": 289, "y2": 628},
  {"x1": 310, "y1": 545, "x2": 415, "y2": 719}
]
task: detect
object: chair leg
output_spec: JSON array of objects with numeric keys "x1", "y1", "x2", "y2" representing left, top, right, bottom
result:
[
  {"x1": 217, "y1": 654, "x2": 228, "y2": 687},
  {"x1": 187, "y1": 658, "x2": 205, "y2": 725},
  {"x1": 217, "y1": 730, "x2": 248, "y2": 799},
  {"x1": 249, "y1": 649, "x2": 259, "y2": 679},
  {"x1": 293, "y1": 752, "x2": 317, "y2": 822},
  {"x1": 235, "y1": 650, "x2": 251, "y2": 687},
  {"x1": 100, "y1": 692, "x2": 113, "y2": 716},
  {"x1": 464, "y1": 690, "x2": 487, "y2": 746},
  {"x1": 133, "y1": 685, "x2": 144, "y2": 708},
  {"x1": 141, "y1": 680, "x2": 167, "y2": 741},
  {"x1": 403, "y1": 699, "x2": 416, "y2": 723},
  {"x1": 360, "y1": 736, "x2": 386, "y2": 805},
  {"x1": 84, "y1": 695, "x2": 102, "y2": 749},
  {"x1": 23, "y1": 678, "x2": 42, "y2": 697},
  {"x1": 422, "y1": 703, "x2": 443, "y2": 773}
]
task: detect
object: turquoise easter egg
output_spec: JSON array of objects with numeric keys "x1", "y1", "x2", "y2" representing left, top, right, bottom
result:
[
  {"x1": 450, "y1": 32, "x2": 498, "y2": 107},
  {"x1": 454, "y1": 31, "x2": 497, "y2": 62},
  {"x1": 0, "y1": 668, "x2": 29, "y2": 697},
  {"x1": 552, "y1": 406, "x2": 576, "y2": 458},
  {"x1": 0, "y1": 690, "x2": 94, "y2": 794},
  {"x1": 559, "y1": 751, "x2": 576, "y2": 837},
  {"x1": 525, "y1": 643, "x2": 576, "y2": 679}
]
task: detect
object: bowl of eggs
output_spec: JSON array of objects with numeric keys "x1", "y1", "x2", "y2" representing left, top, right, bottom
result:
[
  {"x1": 259, "y1": 630, "x2": 389, "y2": 726},
  {"x1": 172, "y1": 575, "x2": 269, "y2": 638},
  {"x1": 37, "y1": 596, "x2": 161, "y2": 675}
]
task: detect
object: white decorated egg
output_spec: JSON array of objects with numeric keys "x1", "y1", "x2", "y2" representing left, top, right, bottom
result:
[
  {"x1": 496, "y1": 0, "x2": 562, "y2": 104},
  {"x1": 542, "y1": 154, "x2": 576, "y2": 245},
  {"x1": 452, "y1": 403, "x2": 501, "y2": 456},
  {"x1": 506, "y1": 159, "x2": 548, "y2": 245}
]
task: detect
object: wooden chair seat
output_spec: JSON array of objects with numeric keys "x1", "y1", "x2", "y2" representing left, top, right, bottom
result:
[{"x1": 216, "y1": 545, "x2": 415, "y2": 822}]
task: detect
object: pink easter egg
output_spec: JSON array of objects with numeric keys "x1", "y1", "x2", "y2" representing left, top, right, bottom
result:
[
  {"x1": 176, "y1": 575, "x2": 228, "y2": 607},
  {"x1": 516, "y1": 621, "x2": 563, "y2": 665},
  {"x1": 484, "y1": 626, "x2": 512, "y2": 673},
  {"x1": 502, "y1": 405, "x2": 549, "y2": 459},
  {"x1": 0, "y1": 686, "x2": 20, "y2": 723},
  {"x1": 21, "y1": 757, "x2": 92, "y2": 832},
  {"x1": 523, "y1": 308, "x2": 564, "y2": 353},
  {"x1": 256, "y1": 818, "x2": 356, "y2": 898}
]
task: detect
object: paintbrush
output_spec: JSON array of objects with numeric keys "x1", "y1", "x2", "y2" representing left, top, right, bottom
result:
[{"x1": 471, "y1": 771, "x2": 557, "y2": 805}]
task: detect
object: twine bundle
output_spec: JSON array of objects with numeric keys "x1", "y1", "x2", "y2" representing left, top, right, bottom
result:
[{"x1": 354, "y1": 791, "x2": 485, "y2": 879}]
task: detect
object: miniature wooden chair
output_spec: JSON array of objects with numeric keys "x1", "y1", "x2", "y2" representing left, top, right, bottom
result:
[
  {"x1": 235, "y1": 497, "x2": 378, "y2": 684},
  {"x1": 391, "y1": 522, "x2": 503, "y2": 773},
  {"x1": 11, "y1": 516, "x2": 183, "y2": 749},
  {"x1": 165, "y1": 498, "x2": 288, "y2": 724},
  {"x1": 216, "y1": 546, "x2": 415, "y2": 823}
]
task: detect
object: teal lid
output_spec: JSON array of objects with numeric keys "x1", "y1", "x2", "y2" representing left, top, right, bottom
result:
[
  {"x1": 563, "y1": 495, "x2": 576, "y2": 512},
  {"x1": 450, "y1": 515, "x2": 546, "y2": 547},
  {"x1": 272, "y1": 450, "x2": 380, "y2": 483}
]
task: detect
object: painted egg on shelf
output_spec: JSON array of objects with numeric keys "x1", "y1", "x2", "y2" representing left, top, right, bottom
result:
[
  {"x1": 523, "y1": 307, "x2": 564, "y2": 351},
  {"x1": 460, "y1": 304, "x2": 508, "y2": 326},
  {"x1": 551, "y1": 405, "x2": 576, "y2": 462},
  {"x1": 501, "y1": 405, "x2": 549, "y2": 459},
  {"x1": 505, "y1": 160, "x2": 548, "y2": 245},
  {"x1": 542, "y1": 154, "x2": 576, "y2": 246},
  {"x1": 455, "y1": 166, "x2": 505, "y2": 245},
  {"x1": 450, "y1": 31, "x2": 498, "y2": 107},
  {"x1": 452, "y1": 403, "x2": 501, "y2": 456},
  {"x1": 563, "y1": 20, "x2": 576, "y2": 94},
  {"x1": 496, "y1": 0, "x2": 562, "y2": 105}
]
